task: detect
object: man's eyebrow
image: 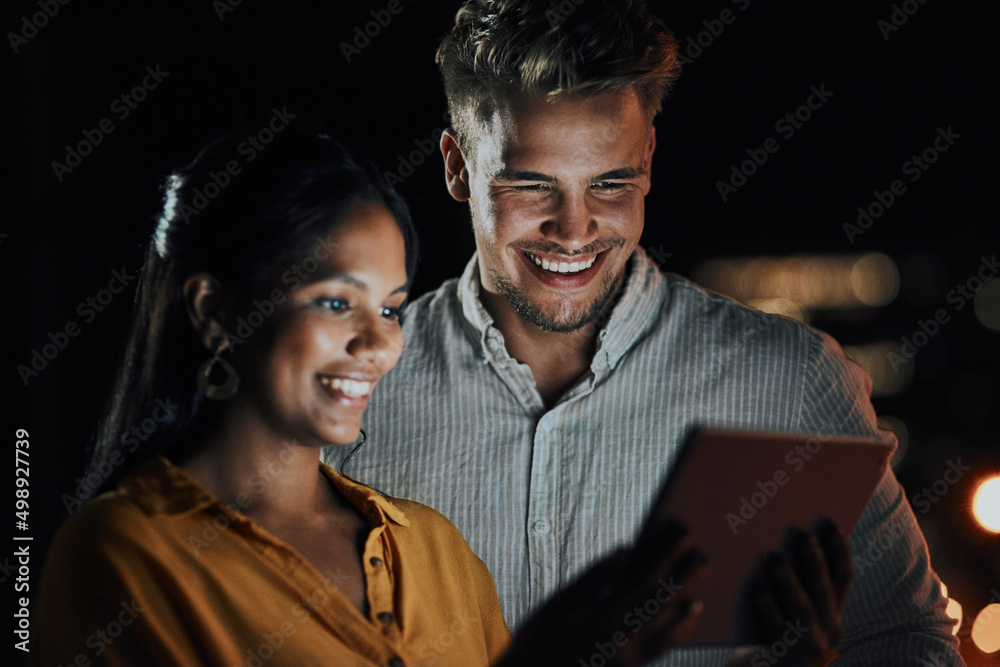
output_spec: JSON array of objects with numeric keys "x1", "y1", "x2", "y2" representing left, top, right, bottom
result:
[
  {"x1": 595, "y1": 167, "x2": 645, "y2": 180},
  {"x1": 492, "y1": 167, "x2": 646, "y2": 182},
  {"x1": 493, "y1": 168, "x2": 556, "y2": 182}
]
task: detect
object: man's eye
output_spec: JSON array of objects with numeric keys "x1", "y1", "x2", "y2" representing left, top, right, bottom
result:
[
  {"x1": 318, "y1": 298, "x2": 349, "y2": 312},
  {"x1": 514, "y1": 183, "x2": 550, "y2": 192},
  {"x1": 593, "y1": 181, "x2": 626, "y2": 192}
]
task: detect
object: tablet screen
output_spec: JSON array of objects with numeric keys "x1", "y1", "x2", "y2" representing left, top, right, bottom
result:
[{"x1": 639, "y1": 427, "x2": 894, "y2": 645}]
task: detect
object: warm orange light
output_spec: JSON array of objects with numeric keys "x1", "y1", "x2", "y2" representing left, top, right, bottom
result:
[
  {"x1": 941, "y1": 582, "x2": 962, "y2": 636},
  {"x1": 973, "y1": 477, "x2": 1000, "y2": 533},
  {"x1": 972, "y1": 603, "x2": 1000, "y2": 654}
]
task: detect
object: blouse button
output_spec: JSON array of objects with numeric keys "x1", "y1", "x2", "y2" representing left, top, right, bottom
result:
[
  {"x1": 377, "y1": 611, "x2": 395, "y2": 624},
  {"x1": 388, "y1": 657, "x2": 405, "y2": 667},
  {"x1": 369, "y1": 556, "x2": 384, "y2": 568}
]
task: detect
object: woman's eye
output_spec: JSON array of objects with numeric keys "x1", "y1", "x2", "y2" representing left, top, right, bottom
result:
[
  {"x1": 319, "y1": 298, "x2": 350, "y2": 312},
  {"x1": 380, "y1": 306, "x2": 404, "y2": 322}
]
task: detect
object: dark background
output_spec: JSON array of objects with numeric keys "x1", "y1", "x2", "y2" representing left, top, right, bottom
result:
[{"x1": 7, "y1": 0, "x2": 999, "y2": 662}]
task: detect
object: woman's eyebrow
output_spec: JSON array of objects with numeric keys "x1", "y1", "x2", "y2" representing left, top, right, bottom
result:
[{"x1": 311, "y1": 274, "x2": 409, "y2": 295}]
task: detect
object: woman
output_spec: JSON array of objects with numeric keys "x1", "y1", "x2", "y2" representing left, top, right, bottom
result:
[{"x1": 33, "y1": 124, "x2": 705, "y2": 666}]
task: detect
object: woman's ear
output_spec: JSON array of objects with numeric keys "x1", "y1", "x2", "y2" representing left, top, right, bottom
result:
[{"x1": 183, "y1": 273, "x2": 231, "y2": 351}]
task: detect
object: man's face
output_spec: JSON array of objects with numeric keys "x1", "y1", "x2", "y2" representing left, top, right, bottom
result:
[{"x1": 446, "y1": 90, "x2": 655, "y2": 332}]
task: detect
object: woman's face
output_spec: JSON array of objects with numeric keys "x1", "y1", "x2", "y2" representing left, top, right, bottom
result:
[{"x1": 236, "y1": 200, "x2": 409, "y2": 447}]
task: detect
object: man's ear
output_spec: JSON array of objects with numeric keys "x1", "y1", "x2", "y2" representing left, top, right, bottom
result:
[
  {"x1": 183, "y1": 273, "x2": 231, "y2": 351},
  {"x1": 441, "y1": 129, "x2": 471, "y2": 202},
  {"x1": 642, "y1": 124, "x2": 657, "y2": 196}
]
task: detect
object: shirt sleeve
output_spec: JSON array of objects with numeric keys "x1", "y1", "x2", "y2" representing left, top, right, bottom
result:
[
  {"x1": 796, "y1": 330, "x2": 964, "y2": 666},
  {"x1": 31, "y1": 499, "x2": 203, "y2": 666}
]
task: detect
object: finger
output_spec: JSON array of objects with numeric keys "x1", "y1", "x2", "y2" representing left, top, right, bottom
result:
[
  {"x1": 624, "y1": 550, "x2": 709, "y2": 659},
  {"x1": 781, "y1": 527, "x2": 838, "y2": 634},
  {"x1": 636, "y1": 597, "x2": 704, "y2": 664},
  {"x1": 752, "y1": 573, "x2": 790, "y2": 643},
  {"x1": 764, "y1": 553, "x2": 820, "y2": 633},
  {"x1": 812, "y1": 517, "x2": 853, "y2": 607},
  {"x1": 630, "y1": 516, "x2": 693, "y2": 577}
]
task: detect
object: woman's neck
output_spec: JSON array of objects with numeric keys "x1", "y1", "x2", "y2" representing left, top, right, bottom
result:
[{"x1": 178, "y1": 399, "x2": 343, "y2": 522}]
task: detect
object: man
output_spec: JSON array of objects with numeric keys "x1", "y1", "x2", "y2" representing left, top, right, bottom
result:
[{"x1": 329, "y1": 1, "x2": 962, "y2": 664}]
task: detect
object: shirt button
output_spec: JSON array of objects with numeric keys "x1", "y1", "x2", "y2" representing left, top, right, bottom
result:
[
  {"x1": 488, "y1": 337, "x2": 501, "y2": 351},
  {"x1": 369, "y1": 557, "x2": 384, "y2": 568},
  {"x1": 377, "y1": 611, "x2": 395, "y2": 624},
  {"x1": 532, "y1": 520, "x2": 550, "y2": 535},
  {"x1": 388, "y1": 658, "x2": 405, "y2": 667}
]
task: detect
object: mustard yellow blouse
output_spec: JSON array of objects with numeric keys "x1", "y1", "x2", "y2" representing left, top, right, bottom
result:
[{"x1": 32, "y1": 456, "x2": 510, "y2": 666}]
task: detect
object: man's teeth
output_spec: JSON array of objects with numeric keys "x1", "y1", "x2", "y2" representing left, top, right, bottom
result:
[
  {"x1": 525, "y1": 251, "x2": 597, "y2": 274},
  {"x1": 319, "y1": 377, "x2": 372, "y2": 397}
]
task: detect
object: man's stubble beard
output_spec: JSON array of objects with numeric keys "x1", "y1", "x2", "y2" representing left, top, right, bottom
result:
[{"x1": 490, "y1": 264, "x2": 624, "y2": 333}]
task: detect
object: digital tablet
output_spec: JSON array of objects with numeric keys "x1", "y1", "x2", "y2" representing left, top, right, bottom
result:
[{"x1": 638, "y1": 427, "x2": 894, "y2": 645}]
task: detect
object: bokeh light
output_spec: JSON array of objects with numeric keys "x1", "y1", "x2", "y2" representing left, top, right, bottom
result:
[
  {"x1": 876, "y1": 415, "x2": 909, "y2": 468},
  {"x1": 941, "y1": 582, "x2": 962, "y2": 636},
  {"x1": 692, "y1": 252, "x2": 900, "y2": 316},
  {"x1": 973, "y1": 477, "x2": 1000, "y2": 533},
  {"x1": 973, "y1": 278, "x2": 1000, "y2": 331},
  {"x1": 843, "y1": 343, "x2": 914, "y2": 397},
  {"x1": 972, "y1": 603, "x2": 1000, "y2": 654}
]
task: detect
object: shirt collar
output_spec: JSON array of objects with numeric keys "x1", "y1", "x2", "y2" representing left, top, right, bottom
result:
[
  {"x1": 118, "y1": 456, "x2": 410, "y2": 527},
  {"x1": 456, "y1": 246, "x2": 667, "y2": 372}
]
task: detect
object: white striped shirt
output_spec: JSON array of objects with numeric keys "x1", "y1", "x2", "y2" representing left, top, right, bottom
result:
[{"x1": 328, "y1": 247, "x2": 962, "y2": 666}]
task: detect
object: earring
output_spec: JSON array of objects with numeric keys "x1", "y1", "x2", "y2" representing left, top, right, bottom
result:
[
  {"x1": 196, "y1": 351, "x2": 240, "y2": 400},
  {"x1": 340, "y1": 428, "x2": 367, "y2": 471}
]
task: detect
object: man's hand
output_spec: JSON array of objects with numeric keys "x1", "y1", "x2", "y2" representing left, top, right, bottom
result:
[
  {"x1": 496, "y1": 518, "x2": 708, "y2": 667},
  {"x1": 730, "y1": 517, "x2": 853, "y2": 667}
]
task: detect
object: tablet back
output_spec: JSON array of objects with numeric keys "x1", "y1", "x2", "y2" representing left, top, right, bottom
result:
[{"x1": 642, "y1": 427, "x2": 894, "y2": 645}]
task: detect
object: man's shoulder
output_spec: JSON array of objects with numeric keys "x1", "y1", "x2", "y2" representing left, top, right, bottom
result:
[{"x1": 658, "y1": 272, "x2": 825, "y2": 350}]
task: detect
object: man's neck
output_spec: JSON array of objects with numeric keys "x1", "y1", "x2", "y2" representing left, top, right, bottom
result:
[{"x1": 480, "y1": 281, "x2": 623, "y2": 409}]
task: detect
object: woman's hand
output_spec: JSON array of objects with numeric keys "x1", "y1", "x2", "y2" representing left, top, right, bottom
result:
[
  {"x1": 496, "y1": 518, "x2": 708, "y2": 667},
  {"x1": 729, "y1": 517, "x2": 853, "y2": 667}
]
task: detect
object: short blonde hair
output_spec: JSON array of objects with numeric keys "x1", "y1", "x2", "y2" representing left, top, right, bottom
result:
[{"x1": 436, "y1": 0, "x2": 681, "y2": 155}]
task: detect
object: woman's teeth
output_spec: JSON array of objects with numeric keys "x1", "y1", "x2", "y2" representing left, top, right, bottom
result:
[
  {"x1": 525, "y1": 251, "x2": 597, "y2": 274},
  {"x1": 319, "y1": 376, "x2": 372, "y2": 397}
]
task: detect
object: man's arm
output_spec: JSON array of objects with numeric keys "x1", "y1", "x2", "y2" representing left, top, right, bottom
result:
[{"x1": 797, "y1": 330, "x2": 962, "y2": 666}]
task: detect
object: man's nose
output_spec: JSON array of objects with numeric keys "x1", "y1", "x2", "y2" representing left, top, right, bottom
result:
[{"x1": 540, "y1": 191, "x2": 598, "y2": 250}]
